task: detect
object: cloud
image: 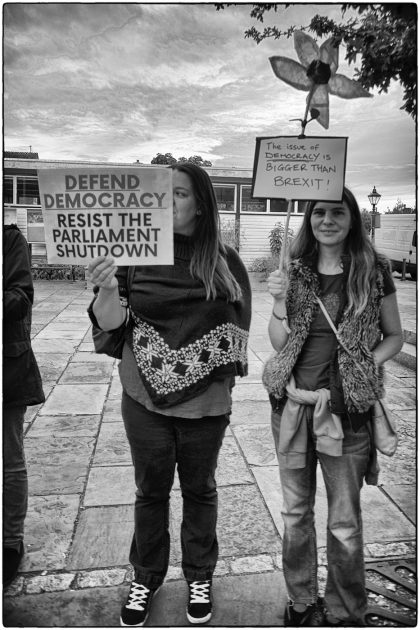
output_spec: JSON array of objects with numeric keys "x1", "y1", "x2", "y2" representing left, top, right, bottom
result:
[{"x1": 3, "y1": 2, "x2": 416, "y2": 210}]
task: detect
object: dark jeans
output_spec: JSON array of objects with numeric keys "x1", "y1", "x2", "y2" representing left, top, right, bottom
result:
[
  {"x1": 121, "y1": 391, "x2": 229, "y2": 589},
  {"x1": 3, "y1": 405, "x2": 28, "y2": 550},
  {"x1": 272, "y1": 405, "x2": 370, "y2": 624}
]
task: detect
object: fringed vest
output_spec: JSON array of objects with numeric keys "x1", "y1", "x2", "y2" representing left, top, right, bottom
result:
[{"x1": 263, "y1": 256, "x2": 388, "y2": 414}]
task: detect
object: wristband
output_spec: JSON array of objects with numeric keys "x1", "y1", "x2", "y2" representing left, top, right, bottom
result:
[{"x1": 272, "y1": 310, "x2": 291, "y2": 333}]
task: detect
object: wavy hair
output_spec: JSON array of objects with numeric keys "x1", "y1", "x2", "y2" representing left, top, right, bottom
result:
[
  {"x1": 171, "y1": 163, "x2": 242, "y2": 302},
  {"x1": 290, "y1": 187, "x2": 383, "y2": 315}
]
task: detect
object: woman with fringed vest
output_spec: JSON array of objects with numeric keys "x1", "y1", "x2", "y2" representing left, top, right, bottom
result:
[
  {"x1": 263, "y1": 187, "x2": 403, "y2": 627},
  {"x1": 87, "y1": 163, "x2": 251, "y2": 627}
]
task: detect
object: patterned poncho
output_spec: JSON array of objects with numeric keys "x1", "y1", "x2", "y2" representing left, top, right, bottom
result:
[{"x1": 116, "y1": 233, "x2": 251, "y2": 408}]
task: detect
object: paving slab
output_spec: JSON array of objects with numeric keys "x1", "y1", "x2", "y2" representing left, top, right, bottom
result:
[
  {"x1": 31, "y1": 338, "x2": 80, "y2": 353},
  {"x1": 28, "y1": 414, "x2": 101, "y2": 438},
  {"x1": 36, "y1": 328, "x2": 87, "y2": 340},
  {"x1": 108, "y1": 376, "x2": 124, "y2": 399},
  {"x1": 58, "y1": 361, "x2": 115, "y2": 384},
  {"x1": 39, "y1": 383, "x2": 109, "y2": 415},
  {"x1": 20, "y1": 494, "x2": 80, "y2": 572},
  {"x1": 381, "y1": 484, "x2": 416, "y2": 524},
  {"x1": 31, "y1": 312, "x2": 58, "y2": 324},
  {"x1": 70, "y1": 351, "x2": 116, "y2": 363},
  {"x1": 67, "y1": 505, "x2": 133, "y2": 569},
  {"x1": 230, "y1": 399, "x2": 272, "y2": 425},
  {"x1": 26, "y1": 435, "x2": 95, "y2": 494},
  {"x1": 78, "y1": 341, "x2": 96, "y2": 352},
  {"x1": 384, "y1": 387, "x2": 416, "y2": 410},
  {"x1": 3, "y1": 572, "x2": 288, "y2": 627},
  {"x1": 232, "y1": 382, "x2": 269, "y2": 402},
  {"x1": 102, "y1": 398, "x2": 123, "y2": 422},
  {"x1": 232, "y1": 423, "x2": 277, "y2": 466},
  {"x1": 83, "y1": 466, "x2": 136, "y2": 506},
  {"x1": 169, "y1": 486, "x2": 282, "y2": 565},
  {"x1": 34, "y1": 353, "x2": 71, "y2": 382},
  {"x1": 251, "y1": 466, "x2": 415, "y2": 546},
  {"x1": 92, "y1": 423, "x2": 132, "y2": 467},
  {"x1": 215, "y1": 436, "x2": 255, "y2": 486},
  {"x1": 375, "y1": 438, "x2": 416, "y2": 486}
]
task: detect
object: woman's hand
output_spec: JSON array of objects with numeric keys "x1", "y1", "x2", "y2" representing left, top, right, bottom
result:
[
  {"x1": 267, "y1": 269, "x2": 288, "y2": 301},
  {"x1": 87, "y1": 256, "x2": 118, "y2": 291}
]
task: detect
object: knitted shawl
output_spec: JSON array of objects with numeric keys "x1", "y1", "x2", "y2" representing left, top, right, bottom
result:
[
  {"x1": 117, "y1": 233, "x2": 251, "y2": 408},
  {"x1": 263, "y1": 255, "x2": 388, "y2": 414}
]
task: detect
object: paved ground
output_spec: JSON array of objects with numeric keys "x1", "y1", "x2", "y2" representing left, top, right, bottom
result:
[{"x1": 3, "y1": 275, "x2": 416, "y2": 627}]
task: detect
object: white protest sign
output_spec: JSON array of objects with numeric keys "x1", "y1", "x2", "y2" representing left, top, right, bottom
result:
[
  {"x1": 37, "y1": 167, "x2": 173, "y2": 265},
  {"x1": 252, "y1": 136, "x2": 348, "y2": 201}
]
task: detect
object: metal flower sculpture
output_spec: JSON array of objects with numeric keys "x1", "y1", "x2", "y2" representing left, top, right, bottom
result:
[{"x1": 270, "y1": 30, "x2": 372, "y2": 131}]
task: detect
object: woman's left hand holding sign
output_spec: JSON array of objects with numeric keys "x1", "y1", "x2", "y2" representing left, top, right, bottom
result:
[{"x1": 87, "y1": 256, "x2": 118, "y2": 291}]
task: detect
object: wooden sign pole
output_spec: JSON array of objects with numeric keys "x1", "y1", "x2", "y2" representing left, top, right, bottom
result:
[{"x1": 279, "y1": 199, "x2": 293, "y2": 270}]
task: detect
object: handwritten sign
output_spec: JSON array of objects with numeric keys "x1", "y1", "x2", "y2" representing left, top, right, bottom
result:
[
  {"x1": 37, "y1": 167, "x2": 173, "y2": 265},
  {"x1": 252, "y1": 136, "x2": 347, "y2": 201}
]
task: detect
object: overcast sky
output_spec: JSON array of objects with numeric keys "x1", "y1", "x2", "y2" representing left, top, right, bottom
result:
[{"x1": 3, "y1": 2, "x2": 416, "y2": 211}]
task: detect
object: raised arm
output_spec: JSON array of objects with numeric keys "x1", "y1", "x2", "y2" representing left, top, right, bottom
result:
[
  {"x1": 87, "y1": 256, "x2": 126, "y2": 331},
  {"x1": 267, "y1": 269, "x2": 290, "y2": 352}
]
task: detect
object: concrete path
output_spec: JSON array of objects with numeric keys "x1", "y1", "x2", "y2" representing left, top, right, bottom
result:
[{"x1": 3, "y1": 275, "x2": 416, "y2": 627}]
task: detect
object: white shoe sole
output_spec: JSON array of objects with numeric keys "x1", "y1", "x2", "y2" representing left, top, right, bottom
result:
[
  {"x1": 120, "y1": 615, "x2": 149, "y2": 627},
  {"x1": 186, "y1": 610, "x2": 212, "y2": 624}
]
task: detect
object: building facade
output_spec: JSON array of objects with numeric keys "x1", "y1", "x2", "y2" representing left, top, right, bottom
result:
[{"x1": 3, "y1": 157, "x2": 305, "y2": 268}]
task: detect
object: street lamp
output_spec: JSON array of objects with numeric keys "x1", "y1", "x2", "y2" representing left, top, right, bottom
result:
[{"x1": 368, "y1": 185, "x2": 381, "y2": 242}]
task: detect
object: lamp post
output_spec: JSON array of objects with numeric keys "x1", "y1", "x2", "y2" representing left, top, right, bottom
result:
[{"x1": 368, "y1": 185, "x2": 381, "y2": 243}]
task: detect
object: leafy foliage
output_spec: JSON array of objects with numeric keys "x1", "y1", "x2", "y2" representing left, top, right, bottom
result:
[
  {"x1": 360, "y1": 208, "x2": 373, "y2": 234},
  {"x1": 220, "y1": 217, "x2": 245, "y2": 250},
  {"x1": 249, "y1": 254, "x2": 278, "y2": 274},
  {"x1": 386, "y1": 199, "x2": 416, "y2": 214},
  {"x1": 31, "y1": 264, "x2": 86, "y2": 281},
  {"x1": 269, "y1": 222, "x2": 295, "y2": 256},
  {"x1": 151, "y1": 152, "x2": 177, "y2": 165},
  {"x1": 216, "y1": 3, "x2": 416, "y2": 118},
  {"x1": 249, "y1": 221, "x2": 294, "y2": 277},
  {"x1": 151, "y1": 153, "x2": 212, "y2": 166}
]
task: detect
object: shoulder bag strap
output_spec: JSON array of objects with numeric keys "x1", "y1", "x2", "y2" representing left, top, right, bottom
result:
[{"x1": 315, "y1": 295, "x2": 374, "y2": 386}]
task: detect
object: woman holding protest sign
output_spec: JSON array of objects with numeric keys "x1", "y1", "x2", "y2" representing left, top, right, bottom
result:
[
  {"x1": 263, "y1": 187, "x2": 403, "y2": 627},
  {"x1": 87, "y1": 163, "x2": 251, "y2": 627}
]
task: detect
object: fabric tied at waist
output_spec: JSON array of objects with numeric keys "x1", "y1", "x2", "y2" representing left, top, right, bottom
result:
[{"x1": 278, "y1": 375, "x2": 344, "y2": 469}]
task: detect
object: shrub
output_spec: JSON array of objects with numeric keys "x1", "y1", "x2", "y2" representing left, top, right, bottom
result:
[
  {"x1": 249, "y1": 254, "x2": 278, "y2": 275},
  {"x1": 31, "y1": 264, "x2": 86, "y2": 281},
  {"x1": 220, "y1": 218, "x2": 245, "y2": 250},
  {"x1": 269, "y1": 222, "x2": 295, "y2": 256}
]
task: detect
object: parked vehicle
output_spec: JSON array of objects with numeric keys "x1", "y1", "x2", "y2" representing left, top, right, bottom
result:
[{"x1": 374, "y1": 214, "x2": 416, "y2": 280}]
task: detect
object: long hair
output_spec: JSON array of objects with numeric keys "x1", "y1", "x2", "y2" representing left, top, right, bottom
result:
[
  {"x1": 171, "y1": 163, "x2": 242, "y2": 301},
  {"x1": 290, "y1": 187, "x2": 380, "y2": 315}
]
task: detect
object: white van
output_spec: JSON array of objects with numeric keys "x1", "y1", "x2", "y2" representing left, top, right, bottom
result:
[{"x1": 374, "y1": 214, "x2": 417, "y2": 280}]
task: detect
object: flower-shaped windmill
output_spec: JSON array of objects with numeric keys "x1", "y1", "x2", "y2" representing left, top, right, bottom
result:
[{"x1": 270, "y1": 30, "x2": 372, "y2": 132}]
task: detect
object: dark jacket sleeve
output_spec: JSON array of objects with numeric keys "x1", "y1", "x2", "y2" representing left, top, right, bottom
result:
[
  {"x1": 3, "y1": 225, "x2": 45, "y2": 407},
  {"x1": 3, "y1": 227, "x2": 34, "y2": 322}
]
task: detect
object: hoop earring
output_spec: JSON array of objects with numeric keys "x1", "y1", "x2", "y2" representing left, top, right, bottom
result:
[{"x1": 196, "y1": 210, "x2": 202, "y2": 216}]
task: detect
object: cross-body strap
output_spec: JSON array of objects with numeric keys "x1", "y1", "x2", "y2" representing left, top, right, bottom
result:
[{"x1": 316, "y1": 295, "x2": 375, "y2": 387}]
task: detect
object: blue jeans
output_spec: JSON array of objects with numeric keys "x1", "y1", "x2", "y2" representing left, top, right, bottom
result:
[
  {"x1": 122, "y1": 391, "x2": 229, "y2": 589},
  {"x1": 272, "y1": 405, "x2": 370, "y2": 624},
  {"x1": 3, "y1": 406, "x2": 28, "y2": 550}
]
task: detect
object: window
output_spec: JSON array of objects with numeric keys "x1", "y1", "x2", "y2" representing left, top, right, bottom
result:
[
  {"x1": 214, "y1": 185, "x2": 235, "y2": 212},
  {"x1": 17, "y1": 178, "x2": 40, "y2": 205},
  {"x1": 27, "y1": 209, "x2": 45, "y2": 242},
  {"x1": 269, "y1": 199, "x2": 289, "y2": 213},
  {"x1": 3, "y1": 177, "x2": 14, "y2": 204},
  {"x1": 268, "y1": 199, "x2": 307, "y2": 213},
  {"x1": 241, "y1": 186, "x2": 267, "y2": 212}
]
